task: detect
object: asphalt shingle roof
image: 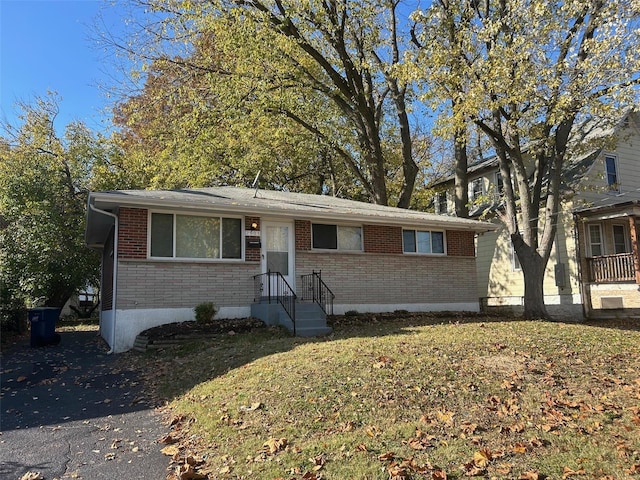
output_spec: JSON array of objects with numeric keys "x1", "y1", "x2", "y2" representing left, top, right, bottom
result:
[{"x1": 87, "y1": 186, "x2": 495, "y2": 244}]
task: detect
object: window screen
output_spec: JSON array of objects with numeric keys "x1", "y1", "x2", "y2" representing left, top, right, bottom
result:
[
  {"x1": 150, "y1": 213, "x2": 173, "y2": 257},
  {"x1": 312, "y1": 224, "x2": 338, "y2": 249}
]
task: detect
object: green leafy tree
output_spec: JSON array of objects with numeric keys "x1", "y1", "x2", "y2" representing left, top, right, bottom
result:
[
  {"x1": 0, "y1": 95, "x2": 101, "y2": 308},
  {"x1": 108, "y1": 0, "x2": 423, "y2": 206},
  {"x1": 412, "y1": 0, "x2": 640, "y2": 318}
]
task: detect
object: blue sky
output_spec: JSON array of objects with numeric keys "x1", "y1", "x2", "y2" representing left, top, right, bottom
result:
[{"x1": 0, "y1": 0, "x2": 127, "y2": 134}]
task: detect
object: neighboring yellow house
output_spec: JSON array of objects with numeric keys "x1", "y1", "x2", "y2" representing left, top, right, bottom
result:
[{"x1": 432, "y1": 112, "x2": 640, "y2": 319}]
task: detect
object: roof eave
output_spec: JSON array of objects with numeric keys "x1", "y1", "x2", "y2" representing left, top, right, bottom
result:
[{"x1": 89, "y1": 192, "x2": 496, "y2": 233}]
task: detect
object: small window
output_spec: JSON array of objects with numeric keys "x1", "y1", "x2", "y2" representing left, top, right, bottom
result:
[
  {"x1": 588, "y1": 224, "x2": 603, "y2": 257},
  {"x1": 605, "y1": 155, "x2": 619, "y2": 192},
  {"x1": 436, "y1": 192, "x2": 448, "y2": 214},
  {"x1": 470, "y1": 177, "x2": 484, "y2": 202},
  {"x1": 613, "y1": 225, "x2": 629, "y2": 254},
  {"x1": 150, "y1": 213, "x2": 242, "y2": 259},
  {"x1": 312, "y1": 224, "x2": 362, "y2": 251},
  {"x1": 495, "y1": 172, "x2": 504, "y2": 201},
  {"x1": 511, "y1": 242, "x2": 521, "y2": 271},
  {"x1": 403, "y1": 229, "x2": 445, "y2": 254}
]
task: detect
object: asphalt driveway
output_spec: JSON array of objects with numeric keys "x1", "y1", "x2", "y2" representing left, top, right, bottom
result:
[{"x1": 1, "y1": 329, "x2": 169, "y2": 479}]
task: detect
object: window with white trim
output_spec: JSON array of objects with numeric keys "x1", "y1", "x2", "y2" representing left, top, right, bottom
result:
[
  {"x1": 588, "y1": 224, "x2": 603, "y2": 257},
  {"x1": 469, "y1": 177, "x2": 484, "y2": 202},
  {"x1": 149, "y1": 212, "x2": 242, "y2": 259},
  {"x1": 605, "y1": 155, "x2": 619, "y2": 192},
  {"x1": 495, "y1": 172, "x2": 504, "y2": 201},
  {"x1": 436, "y1": 192, "x2": 448, "y2": 214},
  {"x1": 403, "y1": 229, "x2": 445, "y2": 254},
  {"x1": 312, "y1": 224, "x2": 362, "y2": 251},
  {"x1": 510, "y1": 242, "x2": 521, "y2": 271}
]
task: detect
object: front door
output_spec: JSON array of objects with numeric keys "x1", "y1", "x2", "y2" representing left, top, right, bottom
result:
[{"x1": 261, "y1": 221, "x2": 295, "y2": 292}]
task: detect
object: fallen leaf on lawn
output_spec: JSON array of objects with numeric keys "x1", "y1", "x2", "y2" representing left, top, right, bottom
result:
[
  {"x1": 519, "y1": 471, "x2": 540, "y2": 480},
  {"x1": 378, "y1": 451, "x2": 396, "y2": 461},
  {"x1": 374, "y1": 355, "x2": 394, "y2": 368},
  {"x1": 366, "y1": 426, "x2": 380, "y2": 437},
  {"x1": 175, "y1": 463, "x2": 207, "y2": 480},
  {"x1": 473, "y1": 449, "x2": 492, "y2": 467},
  {"x1": 436, "y1": 409, "x2": 455, "y2": 425},
  {"x1": 562, "y1": 466, "x2": 586, "y2": 478},
  {"x1": 20, "y1": 473, "x2": 43, "y2": 480},
  {"x1": 625, "y1": 464, "x2": 640, "y2": 474},
  {"x1": 460, "y1": 422, "x2": 478, "y2": 435},
  {"x1": 302, "y1": 472, "x2": 321, "y2": 480},
  {"x1": 161, "y1": 445, "x2": 181, "y2": 456},
  {"x1": 240, "y1": 402, "x2": 262, "y2": 412},
  {"x1": 310, "y1": 453, "x2": 326, "y2": 471},
  {"x1": 432, "y1": 469, "x2": 447, "y2": 480},
  {"x1": 496, "y1": 463, "x2": 513, "y2": 475},
  {"x1": 158, "y1": 434, "x2": 177, "y2": 444},
  {"x1": 219, "y1": 465, "x2": 231, "y2": 474},
  {"x1": 355, "y1": 443, "x2": 368, "y2": 452},
  {"x1": 262, "y1": 437, "x2": 287, "y2": 454},
  {"x1": 340, "y1": 420, "x2": 355, "y2": 432},
  {"x1": 17, "y1": 376, "x2": 27, "y2": 382},
  {"x1": 388, "y1": 463, "x2": 411, "y2": 479},
  {"x1": 513, "y1": 443, "x2": 528, "y2": 454}
]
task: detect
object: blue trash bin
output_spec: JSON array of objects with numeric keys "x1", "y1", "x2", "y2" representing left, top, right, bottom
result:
[{"x1": 29, "y1": 307, "x2": 61, "y2": 347}]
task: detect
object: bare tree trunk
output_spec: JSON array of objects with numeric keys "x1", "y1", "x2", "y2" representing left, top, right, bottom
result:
[
  {"x1": 453, "y1": 128, "x2": 469, "y2": 217},
  {"x1": 513, "y1": 233, "x2": 550, "y2": 319}
]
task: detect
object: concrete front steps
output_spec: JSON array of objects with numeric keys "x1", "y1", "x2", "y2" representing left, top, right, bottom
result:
[{"x1": 251, "y1": 300, "x2": 332, "y2": 337}]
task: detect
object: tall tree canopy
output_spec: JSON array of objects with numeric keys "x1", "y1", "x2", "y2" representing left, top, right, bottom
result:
[
  {"x1": 109, "y1": 0, "x2": 425, "y2": 207},
  {"x1": 412, "y1": 0, "x2": 640, "y2": 318},
  {"x1": 0, "y1": 95, "x2": 103, "y2": 308}
]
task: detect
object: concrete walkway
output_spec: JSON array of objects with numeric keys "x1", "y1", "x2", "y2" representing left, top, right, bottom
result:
[{"x1": 1, "y1": 329, "x2": 169, "y2": 479}]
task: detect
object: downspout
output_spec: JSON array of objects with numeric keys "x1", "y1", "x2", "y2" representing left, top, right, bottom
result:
[{"x1": 89, "y1": 202, "x2": 118, "y2": 354}]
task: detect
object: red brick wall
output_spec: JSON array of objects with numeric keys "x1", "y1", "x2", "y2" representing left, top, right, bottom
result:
[
  {"x1": 363, "y1": 225, "x2": 403, "y2": 254},
  {"x1": 295, "y1": 220, "x2": 312, "y2": 251},
  {"x1": 245, "y1": 216, "x2": 261, "y2": 262},
  {"x1": 446, "y1": 230, "x2": 476, "y2": 257},
  {"x1": 118, "y1": 208, "x2": 148, "y2": 259}
]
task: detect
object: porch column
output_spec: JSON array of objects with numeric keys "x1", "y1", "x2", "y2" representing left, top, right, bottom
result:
[{"x1": 629, "y1": 215, "x2": 640, "y2": 284}]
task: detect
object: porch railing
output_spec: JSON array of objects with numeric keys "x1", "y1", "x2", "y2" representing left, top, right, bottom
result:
[
  {"x1": 300, "y1": 270, "x2": 335, "y2": 315},
  {"x1": 587, "y1": 253, "x2": 635, "y2": 283},
  {"x1": 253, "y1": 272, "x2": 297, "y2": 335}
]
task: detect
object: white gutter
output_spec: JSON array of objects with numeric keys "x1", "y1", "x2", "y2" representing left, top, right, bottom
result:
[{"x1": 89, "y1": 202, "x2": 118, "y2": 354}]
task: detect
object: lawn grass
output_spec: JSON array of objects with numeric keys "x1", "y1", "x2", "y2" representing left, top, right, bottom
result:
[{"x1": 138, "y1": 315, "x2": 640, "y2": 479}]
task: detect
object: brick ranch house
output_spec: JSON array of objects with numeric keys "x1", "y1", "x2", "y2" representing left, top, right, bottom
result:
[{"x1": 85, "y1": 187, "x2": 496, "y2": 352}]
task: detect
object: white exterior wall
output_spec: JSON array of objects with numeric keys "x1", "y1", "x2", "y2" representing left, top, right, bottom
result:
[
  {"x1": 475, "y1": 207, "x2": 583, "y2": 318},
  {"x1": 576, "y1": 120, "x2": 640, "y2": 208}
]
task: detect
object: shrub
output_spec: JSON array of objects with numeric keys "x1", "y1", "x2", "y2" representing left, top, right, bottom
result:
[
  {"x1": 344, "y1": 310, "x2": 360, "y2": 317},
  {"x1": 194, "y1": 302, "x2": 218, "y2": 323}
]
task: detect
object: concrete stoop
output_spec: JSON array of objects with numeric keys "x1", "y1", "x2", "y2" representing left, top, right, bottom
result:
[{"x1": 251, "y1": 301, "x2": 332, "y2": 337}]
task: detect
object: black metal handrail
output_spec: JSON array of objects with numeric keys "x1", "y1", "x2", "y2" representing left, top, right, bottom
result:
[
  {"x1": 253, "y1": 271, "x2": 297, "y2": 335},
  {"x1": 300, "y1": 270, "x2": 335, "y2": 315}
]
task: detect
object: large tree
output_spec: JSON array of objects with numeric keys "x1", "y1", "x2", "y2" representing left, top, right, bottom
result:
[
  {"x1": 0, "y1": 95, "x2": 102, "y2": 308},
  {"x1": 413, "y1": 0, "x2": 640, "y2": 318},
  {"x1": 108, "y1": 0, "x2": 422, "y2": 207}
]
